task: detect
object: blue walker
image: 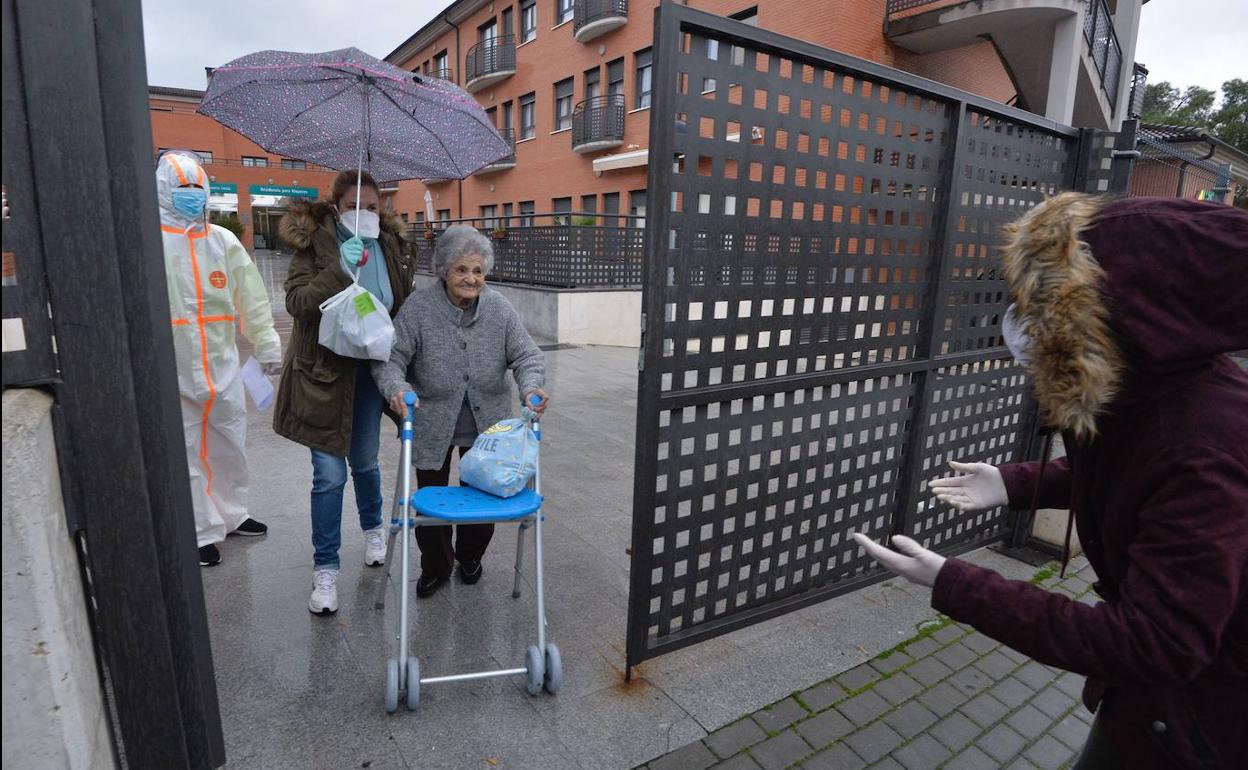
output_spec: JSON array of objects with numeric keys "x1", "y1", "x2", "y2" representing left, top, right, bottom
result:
[{"x1": 375, "y1": 393, "x2": 561, "y2": 713}]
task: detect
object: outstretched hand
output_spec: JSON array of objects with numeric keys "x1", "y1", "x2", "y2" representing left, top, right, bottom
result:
[
  {"x1": 852, "y1": 533, "x2": 947, "y2": 588},
  {"x1": 928, "y1": 461, "x2": 1008, "y2": 512}
]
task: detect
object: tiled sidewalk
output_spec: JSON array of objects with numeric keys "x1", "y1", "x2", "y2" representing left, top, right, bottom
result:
[{"x1": 639, "y1": 557, "x2": 1099, "y2": 770}]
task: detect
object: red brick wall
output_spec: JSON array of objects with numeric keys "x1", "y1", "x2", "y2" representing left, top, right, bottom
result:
[
  {"x1": 388, "y1": 0, "x2": 1016, "y2": 224},
  {"x1": 149, "y1": 95, "x2": 341, "y2": 248}
]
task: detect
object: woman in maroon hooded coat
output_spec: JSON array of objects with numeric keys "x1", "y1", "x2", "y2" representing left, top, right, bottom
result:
[{"x1": 856, "y1": 194, "x2": 1248, "y2": 769}]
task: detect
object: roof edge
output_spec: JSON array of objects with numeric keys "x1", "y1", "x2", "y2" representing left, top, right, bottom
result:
[{"x1": 384, "y1": 0, "x2": 490, "y2": 67}]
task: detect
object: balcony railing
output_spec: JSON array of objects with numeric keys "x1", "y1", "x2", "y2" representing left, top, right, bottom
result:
[
  {"x1": 465, "y1": 36, "x2": 516, "y2": 93},
  {"x1": 424, "y1": 67, "x2": 454, "y2": 83},
  {"x1": 1128, "y1": 62, "x2": 1148, "y2": 119},
  {"x1": 408, "y1": 212, "x2": 644, "y2": 289},
  {"x1": 574, "y1": 0, "x2": 628, "y2": 43},
  {"x1": 1083, "y1": 0, "x2": 1122, "y2": 110},
  {"x1": 571, "y1": 94, "x2": 626, "y2": 154},
  {"x1": 475, "y1": 128, "x2": 517, "y2": 173}
]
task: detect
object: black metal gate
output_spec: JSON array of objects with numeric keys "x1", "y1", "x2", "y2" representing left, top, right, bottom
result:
[{"x1": 626, "y1": 4, "x2": 1129, "y2": 671}]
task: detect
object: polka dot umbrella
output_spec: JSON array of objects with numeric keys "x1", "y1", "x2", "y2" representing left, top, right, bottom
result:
[{"x1": 197, "y1": 47, "x2": 510, "y2": 214}]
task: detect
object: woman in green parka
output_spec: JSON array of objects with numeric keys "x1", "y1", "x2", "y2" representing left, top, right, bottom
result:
[{"x1": 273, "y1": 170, "x2": 416, "y2": 616}]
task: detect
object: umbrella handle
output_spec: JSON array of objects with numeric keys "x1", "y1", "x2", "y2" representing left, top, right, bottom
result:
[{"x1": 355, "y1": 82, "x2": 366, "y2": 232}]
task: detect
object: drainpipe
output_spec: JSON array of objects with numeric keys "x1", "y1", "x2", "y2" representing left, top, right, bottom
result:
[
  {"x1": 444, "y1": 9, "x2": 465, "y2": 219},
  {"x1": 1177, "y1": 132, "x2": 1219, "y2": 199}
]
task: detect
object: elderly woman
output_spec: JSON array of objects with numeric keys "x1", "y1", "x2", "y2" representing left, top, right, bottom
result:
[{"x1": 373, "y1": 224, "x2": 547, "y2": 598}]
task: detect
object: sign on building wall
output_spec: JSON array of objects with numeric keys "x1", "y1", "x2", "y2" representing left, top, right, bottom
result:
[{"x1": 249, "y1": 184, "x2": 317, "y2": 198}]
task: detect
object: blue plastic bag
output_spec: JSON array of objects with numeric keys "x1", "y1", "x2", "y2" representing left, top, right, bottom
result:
[{"x1": 459, "y1": 418, "x2": 538, "y2": 498}]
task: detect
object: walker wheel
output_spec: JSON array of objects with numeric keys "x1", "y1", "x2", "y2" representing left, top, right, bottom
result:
[
  {"x1": 385, "y1": 658, "x2": 399, "y2": 714},
  {"x1": 525, "y1": 645, "x2": 544, "y2": 695},
  {"x1": 543, "y1": 643, "x2": 563, "y2": 694},
  {"x1": 405, "y1": 658, "x2": 421, "y2": 711}
]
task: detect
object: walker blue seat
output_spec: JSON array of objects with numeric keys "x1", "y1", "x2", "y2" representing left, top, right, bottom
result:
[{"x1": 411, "y1": 486, "x2": 543, "y2": 523}]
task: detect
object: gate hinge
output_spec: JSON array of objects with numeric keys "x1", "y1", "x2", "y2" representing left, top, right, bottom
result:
[{"x1": 637, "y1": 312, "x2": 646, "y2": 372}]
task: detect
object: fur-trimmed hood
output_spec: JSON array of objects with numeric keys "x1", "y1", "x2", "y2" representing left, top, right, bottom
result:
[
  {"x1": 1000, "y1": 193, "x2": 1248, "y2": 440},
  {"x1": 278, "y1": 197, "x2": 407, "y2": 251}
]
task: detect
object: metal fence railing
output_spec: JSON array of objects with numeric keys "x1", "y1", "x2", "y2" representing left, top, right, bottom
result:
[
  {"x1": 1130, "y1": 132, "x2": 1235, "y2": 202},
  {"x1": 1083, "y1": 0, "x2": 1122, "y2": 110},
  {"x1": 625, "y1": 2, "x2": 1128, "y2": 673},
  {"x1": 406, "y1": 212, "x2": 644, "y2": 289},
  {"x1": 1128, "y1": 62, "x2": 1148, "y2": 119}
]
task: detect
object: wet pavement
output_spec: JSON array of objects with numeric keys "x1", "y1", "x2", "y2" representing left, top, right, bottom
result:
[{"x1": 206, "y1": 251, "x2": 1085, "y2": 769}]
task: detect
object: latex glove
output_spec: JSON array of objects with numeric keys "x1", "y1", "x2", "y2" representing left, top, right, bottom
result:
[
  {"x1": 261, "y1": 361, "x2": 283, "y2": 376},
  {"x1": 928, "y1": 461, "x2": 1008, "y2": 512},
  {"x1": 340, "y1": 236, "x2": 365, "y2": 267},
  {"x1": 852, "y1": 533, "x2": 947, "y2": 588},
  {"x1": 390, "y1": 389, "x2": 418, "y2": 416},
  {"x1": 524, "y1": 388, "x2": 549, "y2": 415}
]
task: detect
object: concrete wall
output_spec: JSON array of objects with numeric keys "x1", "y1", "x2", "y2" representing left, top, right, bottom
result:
[
  {"x1": 415, "y1": 275, "x2": 641, "y2": 347},
  {"x1": 3, "y1": 389, "x2": 116, "y2": 770}
]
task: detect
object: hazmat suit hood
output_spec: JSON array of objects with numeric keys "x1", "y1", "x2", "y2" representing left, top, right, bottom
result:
[
  {"x1": 999, "y1": 193, "x2": 1248, "y2": 440},
  {"x1": 156, "y1": 151, "x2": 211, "y2": 229}
]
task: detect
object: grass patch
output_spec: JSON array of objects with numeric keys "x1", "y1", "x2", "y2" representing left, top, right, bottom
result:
[
  {"x1": 1031, "y1": 567, "x2": 1056, "y2": 584},
  {"x1": 872, "y1": 615, "x2": 953, "y2": 662}
]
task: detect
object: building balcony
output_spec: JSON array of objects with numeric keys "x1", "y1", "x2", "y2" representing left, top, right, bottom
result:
[
  {"x1": 884, "y1": 0, "x2": 1130, "y2": 129},
  {"x1": 571, "y1": 94, "x2": 626, "y2": 154},
  {"x1": 465, "y1": 36, "x2": 516, "y2": 94},
  {"x1": 574, "y1": 0, "x2": 628, "y2": 43},
  {"x1": 426, "y1": 67, "x2": 454, "y2": 84},
  {"x1": 475, "y1": 128, "x2": 517, "y2": 174}
]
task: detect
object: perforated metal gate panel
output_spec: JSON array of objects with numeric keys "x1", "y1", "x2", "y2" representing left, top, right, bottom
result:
[{"x1": 626, "y1": 5, "x2": 1101, "y2": 669}]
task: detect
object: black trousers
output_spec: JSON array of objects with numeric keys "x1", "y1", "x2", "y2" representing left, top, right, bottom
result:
[{"x1": 414, "y1": 446, "x2": 494, "y2": 578}]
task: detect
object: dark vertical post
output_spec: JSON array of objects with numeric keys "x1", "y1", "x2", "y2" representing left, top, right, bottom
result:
[
  {"x1": 1108, "y1": 119, "x2": 1137, "y2": 196},
  {"x1": 0, "y1": 0, "x2": 58, "y2": 387},
  {"x1": 12, "y1": 0, "x2": 224, "y2": 765},
  {"x1": 91, "y1": 0, "x2": 226, "y2": 765},
  {"x1": 625, "y1": 0, "x2": 681, "y2": 678},
  {"x1": 890, "y1": 102, "x2": 968, "y2": 539}
]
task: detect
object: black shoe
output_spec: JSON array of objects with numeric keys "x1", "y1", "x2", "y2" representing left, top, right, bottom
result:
[
  {"x1": 230, "y1": 518, "x2": 268, "y2": 537},
  {"x1": 199, "y1": 544, "x2": 221, "y2": 567},
  {"x1": 459, "y1": 560, "x2": 483, "y2": 585},
  {"x1": 416, "y1": 573, "x2": 449, "y2": 598}
]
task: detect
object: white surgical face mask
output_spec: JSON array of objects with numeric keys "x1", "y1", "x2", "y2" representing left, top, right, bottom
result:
[
  {"x1": 1002, "y1": 303, "x2": 1032, "y2": 367},
  {"x1": 341, "y1": 208, "x2": 380, "y2": 239}
]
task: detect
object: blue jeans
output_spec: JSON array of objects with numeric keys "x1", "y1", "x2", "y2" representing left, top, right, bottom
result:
[{"x1": 310, "y1": 362, "x2": 385, "y2": 569}]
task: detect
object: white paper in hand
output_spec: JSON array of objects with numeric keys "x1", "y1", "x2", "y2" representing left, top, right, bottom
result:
[{"x1": 241, "y1": 356, "x2": 276, "y2": 410}]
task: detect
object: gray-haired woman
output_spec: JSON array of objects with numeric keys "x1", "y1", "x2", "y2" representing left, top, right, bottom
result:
[{"x1": 373, "y1": 224, "x2": 547, "y2": 598}]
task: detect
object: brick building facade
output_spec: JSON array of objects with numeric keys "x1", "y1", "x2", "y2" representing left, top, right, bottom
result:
[
  {"x1": 148, "y1": 86, "x2": 341, "y2": 249},
  {"x1": 384, "y1": 0, "x2": 1018, "y2": 227}
]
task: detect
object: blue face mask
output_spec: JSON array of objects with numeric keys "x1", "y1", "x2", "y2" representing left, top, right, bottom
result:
[{"x1": 171, "y1": 188, "x2": 207, "y2": 219}]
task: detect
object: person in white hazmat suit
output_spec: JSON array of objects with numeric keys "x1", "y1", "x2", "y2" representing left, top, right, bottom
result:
[{"x1": 156, "y1": 151, "x2": 282, "y2": 567}]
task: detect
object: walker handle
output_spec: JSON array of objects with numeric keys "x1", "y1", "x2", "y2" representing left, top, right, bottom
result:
[
  {"x1": 405, "y1": 391, "x2": 418, "y2": 420},
  {"x1": 528, "y1": 394, "x2": 543, "y2": 408}
]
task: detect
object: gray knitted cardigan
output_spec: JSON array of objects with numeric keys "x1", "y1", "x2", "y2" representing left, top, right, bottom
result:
[{"x1": 372, "y1": 282, "x2": 545, "y2": 470}]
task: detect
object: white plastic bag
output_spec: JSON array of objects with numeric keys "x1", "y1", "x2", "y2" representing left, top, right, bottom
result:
[
  {"x1": 459, "y1": 418, "x2": 538, "y2": 498},
  {"x1": 317, "y1": 272, "x2": 393, "y2": 361}
]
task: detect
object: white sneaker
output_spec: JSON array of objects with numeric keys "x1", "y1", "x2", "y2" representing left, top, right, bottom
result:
[
  {"x1": 308, "y1": 568, "x2": 339, "y2": 615},
  {"x1": 363, "y1": 526, "x2": 387, "y2": 567}
]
